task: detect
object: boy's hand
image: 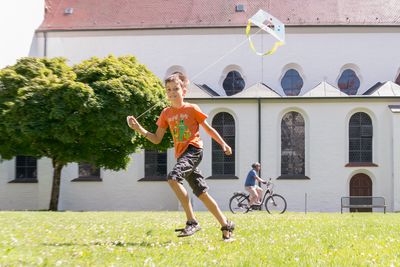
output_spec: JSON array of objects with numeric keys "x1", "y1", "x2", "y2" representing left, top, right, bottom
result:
[
  {"x1": 126, "y1": 115, "x2": 140, "y2": 131},
  {"x1": 222, "y1": 144, "x2": 232, "y2": 155}
]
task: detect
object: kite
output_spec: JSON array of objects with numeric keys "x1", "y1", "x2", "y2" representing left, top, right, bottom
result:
[{"x1": 246, "y1": 9, "x2": 285, "y2": 56}]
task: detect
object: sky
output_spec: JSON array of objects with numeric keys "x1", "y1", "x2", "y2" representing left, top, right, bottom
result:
[{"x1": 0, "y1": 0, "x2": 44, "y2": 69}]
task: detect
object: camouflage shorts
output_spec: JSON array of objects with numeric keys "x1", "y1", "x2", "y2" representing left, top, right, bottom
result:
[{"x1": 167, "y1": 145, "x2": 209, "y2": 197}]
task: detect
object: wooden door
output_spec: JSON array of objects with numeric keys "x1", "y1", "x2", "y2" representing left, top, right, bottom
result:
[{"x1": 350, "y1": 173, "x2": 372, "y2": 212}]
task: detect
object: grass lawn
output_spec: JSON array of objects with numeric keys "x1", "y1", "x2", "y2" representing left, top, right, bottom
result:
[{"x1": 0, "y1": 211, "x2": 399, "y2": 266}]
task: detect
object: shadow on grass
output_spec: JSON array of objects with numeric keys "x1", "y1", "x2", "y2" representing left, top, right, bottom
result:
[{"x1": 41, "y1": 239, "x2": 191, "y2": 248}]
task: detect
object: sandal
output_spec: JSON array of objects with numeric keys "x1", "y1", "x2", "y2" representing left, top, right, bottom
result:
[
  {"x1": 221, "y1": 220, "x2": 235, "y2": 241},
  {"x1": 175, "y1": 220, "x2": 201, "y2": 237}
]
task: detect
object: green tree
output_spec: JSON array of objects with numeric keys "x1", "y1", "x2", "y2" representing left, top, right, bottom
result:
[{"x1": 0, "y1": 56, "x2": 171, "y2": 210}]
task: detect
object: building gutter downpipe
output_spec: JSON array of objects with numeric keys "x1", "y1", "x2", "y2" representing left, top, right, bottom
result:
[
  {"x1": 258, "y1": 98, "x2": 261, "y2": 177},
  {"x1": 44, "y1": 31, "x2": 47, "y2": 57}
]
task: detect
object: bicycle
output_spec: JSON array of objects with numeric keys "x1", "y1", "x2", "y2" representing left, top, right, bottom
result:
[{"x1": 229, "y1": 178, "x2": 287, "y2": 214}]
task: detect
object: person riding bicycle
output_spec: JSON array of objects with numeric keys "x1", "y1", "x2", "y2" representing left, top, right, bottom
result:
[{"x1": 244, "y1": 162, "x2": 266, "y2": 208}]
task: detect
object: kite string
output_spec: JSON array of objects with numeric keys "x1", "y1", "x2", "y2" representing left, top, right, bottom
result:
[
  {"x1": 136, "y1": 103, "x2": 158, "y2": 119},
  {"x1": 191, "y1": 27, "x2": 263, "y2": 81},
  {"x1": 136, "y1": 27, "x2": 264, "y2": 119}
]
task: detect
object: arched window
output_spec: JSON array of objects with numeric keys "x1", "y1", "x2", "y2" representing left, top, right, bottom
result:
[
  {"x1": 145, "y1": 150, "x2": 167, "y2": 178},
  {"x1": 212, "y1": 112, "x2": 235, "y2": 176},
  {"x1": 281, "y1": 112, "x2": 305, "y2": 176},
  {"x1": 349, "y1": 112, "x2": 372, "y2": 163},
  {"x1": 281, "y1": 69, "x2": 303, "y2": 96},
  {"x1": 15, "y1": 156, "x2": 37, "y2": 180},
  {"x1": 338, "y1": 69, "x2": 360, "y2": 95},
  {"x1": 222, "y1": 71, "x2": 245, "y2": 96}
]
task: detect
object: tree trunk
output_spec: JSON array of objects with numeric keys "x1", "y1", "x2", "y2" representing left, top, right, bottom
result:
[{"x1": 49, "y1": 160, "x2": 64, "y2": 211}]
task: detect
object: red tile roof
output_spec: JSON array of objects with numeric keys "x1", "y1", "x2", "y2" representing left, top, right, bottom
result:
[{"x1": 38, "y1": 0, "x2": 400, "y2": 31}]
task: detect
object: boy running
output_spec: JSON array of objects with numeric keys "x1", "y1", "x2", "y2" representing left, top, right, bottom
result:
[{"x1": 127, "y1": 72, "x2": 235, "y2": 241}]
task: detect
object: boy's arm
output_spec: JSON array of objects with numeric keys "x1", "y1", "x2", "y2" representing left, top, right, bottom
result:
[
  {"x1": 127, "y1": 115, "x2": 166, "y2": 144},
  {"x1": 200, "y1": 120, "x2": 232, "y2": 155}
]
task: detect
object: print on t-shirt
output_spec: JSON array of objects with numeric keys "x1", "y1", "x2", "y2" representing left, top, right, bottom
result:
[
  {"x1": 169, "y1": 114, "x2": 191, "y2": 143},
  {"x1": 174, "y1": 119, "x2": 191, "y2": 142},
  {"x1": 157, "y1": 103, "x2": 207, "y2": 158}
]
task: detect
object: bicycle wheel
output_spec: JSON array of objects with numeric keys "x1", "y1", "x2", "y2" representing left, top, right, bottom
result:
[
  {"x1": 265, "y1": 194, "x2": 287, "y2": 214},
  {"x1": 229, "y1": 193, "x2": 250, "y2": 214}
]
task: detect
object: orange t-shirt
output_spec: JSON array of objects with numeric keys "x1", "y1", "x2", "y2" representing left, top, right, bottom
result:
[{"x1": 157, "y1": 102, "x2": 207, "y2": 158}]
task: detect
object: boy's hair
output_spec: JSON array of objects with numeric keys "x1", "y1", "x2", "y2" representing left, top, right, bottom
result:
[
  {"x1": 251, "y1": 162, "x2": 261, "y2": 168},
  {"x1": 164, "y1": 72, "x2": 189, "y2": 88}
]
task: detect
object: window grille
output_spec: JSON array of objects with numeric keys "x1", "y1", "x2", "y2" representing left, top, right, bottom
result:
[
  {"x1": 222, "y1": 71, "x2": 245, "y2": 96},
  {"x1": 16, "y1": 156, "x2": 37, "y2": 179},
  {"x1": 281, "y1": 112, "x2": 305, "y2": 175},
  {"x1": 281, "y1": 69, "x2": 303, "y2": 96},
  {"x1": 78, "y1": 162, "x2": 100, "y2": 178},
  {"x1": 212, "y1": 112, "x2": 235, "y2": 175},
  {"x1": 145, "y1": 150, "x2": 167, "y2": 177},
  {"x1": 349, "y1": 112, "x2": 372, "y2": 162}
]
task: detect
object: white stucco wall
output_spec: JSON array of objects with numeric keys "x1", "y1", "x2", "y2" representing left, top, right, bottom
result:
[
  {"x1": 32, "y1": 27, "x2": 400, "y2": 95},
  {"x1": 58, "y1": 149, "x2": 178, "y2": 211},
  {"x1": 0, "y1": 98, "x2": 398, "y2": 212},
  {"x1": 0, "y1": 157, "x2": 51, "y2": 210},
  {"x1": 186, "y1": 98, "x2": 397, "y2": 212},
  {"x1": 391, "y1": 109, "x2": 400, "y2": 211},
  {"x1": 262, "y1": 99, "x2": 394, "y2": 212},
  {"x1": 0, "y1": 151, "x2": 178, "y2": 211}
]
